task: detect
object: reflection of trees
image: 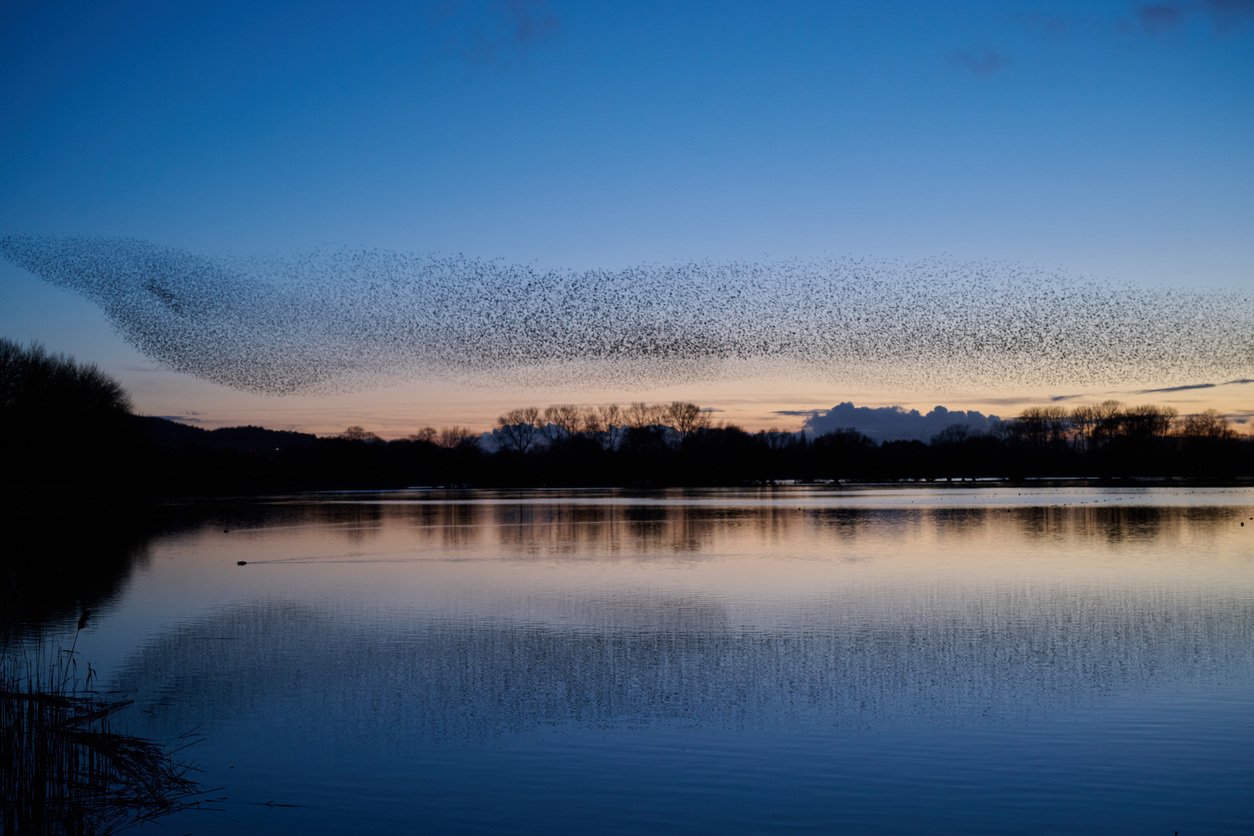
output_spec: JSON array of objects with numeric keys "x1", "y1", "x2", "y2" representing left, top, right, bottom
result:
[
  {"x1": 0, "y1": 510, "x2": 157, "y2": 644},
  {"x1": 487, "y1": 503, "x2": 711, "y2": 555},
  {"x1": 1007, "y1": 504, "x2": 1222, "y2": 545},
  {"x1": 398, "y1": 501, "x2": 478, "y2": 546},
  {"x1": 622, "y1": 505, "x2": 703, "y2": 553},
  {"x1": 190, "y1": 494, "x2": 1248, "y2": 562},
  {"x1": 1, "y1": 506, "x2": 204, "y2": 833}
]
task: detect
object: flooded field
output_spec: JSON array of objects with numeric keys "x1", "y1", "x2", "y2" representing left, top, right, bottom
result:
[{"x1": 11, "y1": 487, "x2": 1254, "y2": 834}]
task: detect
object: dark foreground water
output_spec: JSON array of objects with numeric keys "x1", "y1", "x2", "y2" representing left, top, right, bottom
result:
[{"x1": 15, "y1": 487, "x2": 1254, "y2": 834}]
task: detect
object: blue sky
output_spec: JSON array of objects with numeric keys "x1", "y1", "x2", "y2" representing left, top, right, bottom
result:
[{"x1": 2, "y1": 1, "x2": 1251, "y2": 434}]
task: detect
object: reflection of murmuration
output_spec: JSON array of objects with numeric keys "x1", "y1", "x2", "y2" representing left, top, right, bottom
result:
[
  {"x1": 115, "y1": 590, "x2": 1254, "y2": 748},
  {"x1": 3, "y1": 234, "x2": 1251, "y2": 394}
]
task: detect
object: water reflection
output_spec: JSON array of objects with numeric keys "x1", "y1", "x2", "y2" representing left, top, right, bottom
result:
[
  {"x1": 115, "y1": 527, "x2": 1254, "y2": 750},
  {"x1": 166, "y1": 491, "x2": 1251, "y2": 566},
  {"x1": 42, "y1": 489, "x2": 1254, "y2": 833},
  {"x1": 0, "y1": 512, "x2": 154, "y2": 642}
]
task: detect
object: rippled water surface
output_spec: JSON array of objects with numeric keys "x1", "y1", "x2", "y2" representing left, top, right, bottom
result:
[{"x1": 25, "y1": 487, "x2": 1254, "y2": 833}]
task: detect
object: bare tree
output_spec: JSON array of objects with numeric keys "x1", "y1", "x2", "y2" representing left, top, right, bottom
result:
[
  {"x1": 1013, "y1": 407, "x2": 1050, "y2": 448},
  {"x1": 1179, "y1": 409, "x2": 1233, "y2": 439},
  {"x1": 407, "y1": 426, "x2": 438, "y2": 444},
  {"x1": 589, "y1": 403, "x2": 624, "y2": 450},
  {"x1": 1069, "y1": 405, "x2": 1098, "y2": 453},
  {"x1": 494, "y1": 406, "x2": 540, "y2": 453},
  {"x1": 1070, "y1": 400, "x2": 1124, "y2": 451},
  {"x1": 931, "y1": 424, "x2": 971, "y2": 445},
  {"x1": 1042, "y1": 405, "x2": 1070, "y2": 447},
  {"x1": 596, "y1": 403, "x2": 623, "y2": 430},
  {"x1": 438, "y1": 426, "x2": 477, "y2": 448},
  {"x1": 625, "y1": 401, "x2": 663, "y2": 429},
  {"x1": 1123, "y1": 404, "x2": 1177, "y2": 439},
  {"x1": 663, "y1": 401, "x2": 710, "y2": 440},
  {"x1": 579, "y1": 405, "x2": 605, "y2": 437},
  {"x1": 1092, "y1": 400, "x2": 1125, "y2": 447},
  {"x1": 760, "y1": 429, "x2": 798, "y2": 451},
  {"x1": 340, "y1": 425, "x2": 381, "y2": 443},
  {"x1": 542, "y1": 404, "x2": 582, "y2": 442}
]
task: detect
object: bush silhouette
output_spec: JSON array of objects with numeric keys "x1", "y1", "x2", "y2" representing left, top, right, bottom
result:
[{"x1": 0, "y1": 338, "x2": 135, "y2": 486}]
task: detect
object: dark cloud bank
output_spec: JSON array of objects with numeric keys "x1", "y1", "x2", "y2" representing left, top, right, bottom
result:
[
  {"x1": 797, "y1": 393, "x2": 1251, "y2": 441},
  {"x1": 789, "y1": 403, "x2": 1003, "y2": 443},
  {"x1": 1, "y1": 234, "x2": 1250, "y2": 397}
]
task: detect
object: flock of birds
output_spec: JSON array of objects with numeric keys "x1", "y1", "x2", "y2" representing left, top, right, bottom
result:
[{"x1": 1, "y1": 233, "x2": 1249, "y2": 396}]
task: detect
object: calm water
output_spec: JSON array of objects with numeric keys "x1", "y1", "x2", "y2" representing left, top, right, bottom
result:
[{"x1": 18, "y1": 487, "x2": 1254, "y2": 834}]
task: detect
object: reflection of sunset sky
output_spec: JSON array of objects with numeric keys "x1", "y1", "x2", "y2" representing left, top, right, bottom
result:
[
  {"x1": 60, "y1": 489, "x2": 1253, "y2": 738},
  {"x1": 77, "y1": 489, "x2": 1254, "y2": 660},
  {"x1": 1, "y1": 3, "x2": 1251, "y2": 434}
]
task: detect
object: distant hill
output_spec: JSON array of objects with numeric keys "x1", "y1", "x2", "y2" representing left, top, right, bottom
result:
[{"x1": 135, "y1": 416, "x2": 316, "y2": 455}]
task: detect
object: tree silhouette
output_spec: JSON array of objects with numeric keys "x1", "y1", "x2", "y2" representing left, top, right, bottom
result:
[
  {"x1": 407, "y1": 426, "x2": 438, "y2": 443},
  {"x1": 625, "y1": 401, "x2": 663, "y2": 429},
  {"x1": 1, "y1": 339, "x2": 135, "y2": 486},
  {"x1": 339, "y1": 425, "x2": 382, "y2": 443},
  {"x1": 663, "y1": 401, "x2": 710, "y2": 441},
  {"x1": 1, "y1": 338, "x2": 131, "y2": 419},
  {"x1": 541, "y1": 404, "x2": 582, "y2": 443},
  {"x1": 438, "y1": 426, "x2": 477, "y2": 448},
  {"x1": 1180, "y1": 409, "x2": 1232, "y2": 440},
  {"x1": 589, "y1": 404, "x2": 625, "y2": 450},
  {"x1": 494, "y1": 406, "x2": 541, "y2": 453}
]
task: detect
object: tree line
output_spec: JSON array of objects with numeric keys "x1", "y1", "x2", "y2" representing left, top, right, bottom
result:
[
  {"x1": 366, "y1": 398, "x2": 1247, "y2": 486},
  {"x1": 205, "y1": 398, "x2": 1248, "y2": 488},
  {"x1": 2, "y1": 338, "x2": 1251, "y2": 494}
]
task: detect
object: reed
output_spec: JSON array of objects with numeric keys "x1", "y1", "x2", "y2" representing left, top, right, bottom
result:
[{"x1": 1, "y1": 639, "x2": 204, "y2": 835}]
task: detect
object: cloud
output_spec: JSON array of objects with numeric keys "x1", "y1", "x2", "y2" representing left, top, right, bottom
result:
[
  {"x1": 433, "y1": 0, "x2": 559, "y2": 66},
  {"x1": 507, "y1": 0, "x2": 559, "y2": 43},
  {"x1": 950, "y1": 46, "x2": 1009, "y2": 76},
  {"x1": 1126, "y1": 0, "x2": 1254, "y2": 35},
  {"x1": 1201, "y1": 0, "x2": 1254, "y2": 32},
  {"x1": 1136, "y1": 2, "x2": 1187, "y2": 33},
  {"x1": 2, "y1": 235, "x2": 1251, "y2": 398},
  {"x1": 1134, "y1": 378, "x2": 1254, "y2": 394},
  {"x1": 1135, "y1": 381, "x2": 1216, "y2": 393},
  {"x1": 801, "y1": 403, "x2": 1004, "y2": 443}
]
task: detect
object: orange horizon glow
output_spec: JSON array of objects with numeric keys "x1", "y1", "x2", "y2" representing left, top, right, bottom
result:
[{"x1": 128, "y1": 369, "x2": 1253, "y2": 440}]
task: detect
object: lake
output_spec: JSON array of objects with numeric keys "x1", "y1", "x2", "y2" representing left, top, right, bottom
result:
[{"x1": 12, "y1": 486, "x2": 1254, "y2": 834}]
